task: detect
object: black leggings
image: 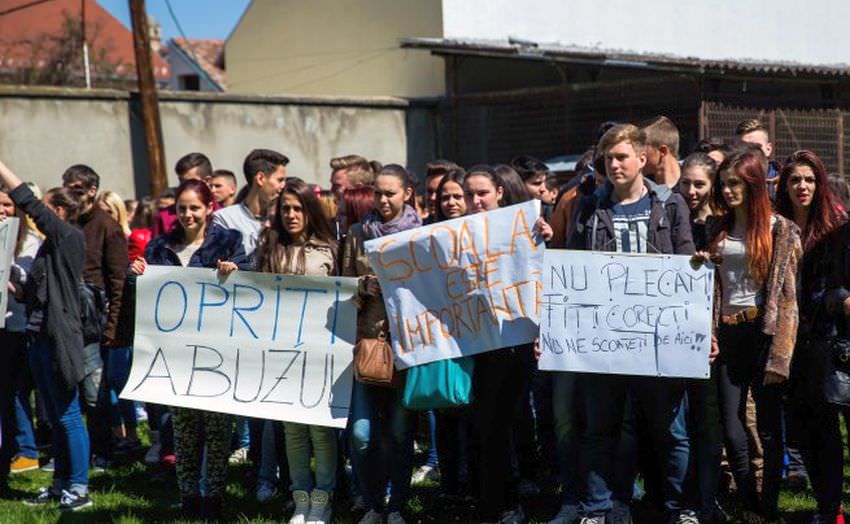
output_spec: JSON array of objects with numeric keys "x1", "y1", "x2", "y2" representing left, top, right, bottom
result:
[{"x1": 716, "y1": 321, "x2": 784, "y2": 518}]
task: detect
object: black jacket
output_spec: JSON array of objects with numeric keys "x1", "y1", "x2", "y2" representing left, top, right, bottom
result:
[
  {"x1": 11, "y1": 184, "x2": 86, "y2": 391},
  {"x1": 144, "y1": 223, "x2": 250, "y2": 270},
  {"x1": 567, "y1": 178, "x2": 695, "y2": 256}
]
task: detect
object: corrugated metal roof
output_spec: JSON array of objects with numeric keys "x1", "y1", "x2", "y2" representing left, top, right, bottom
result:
[{"x1": 400, "y1": 37, "x2": 850, "y2": 77}]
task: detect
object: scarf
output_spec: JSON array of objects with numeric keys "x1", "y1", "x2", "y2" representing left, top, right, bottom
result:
[{"x1": 361, "y1": 204, "x2": 422, "y2": 239}]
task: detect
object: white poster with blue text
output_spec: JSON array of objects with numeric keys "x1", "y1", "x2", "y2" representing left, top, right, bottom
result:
[
  {"x1": 364, "y1": 200, "x2": 544, "y2": 369},
  {"x1": 121, "y1": 266, "x2": 359, "y2": 428},
  {"x1": 0, "y1": 218, "x2": 19, "y2": 329},
  {"x1": 538, "y1": 250, "x2": 714, "y2": 378}
]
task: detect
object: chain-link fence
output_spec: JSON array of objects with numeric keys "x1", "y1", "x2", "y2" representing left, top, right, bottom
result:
[
  {"x1": 448, "y1": 85, "x2": 848, "y2": 174},
  {"x1": 702, "y1": 102, "x2": 847, "y2": 175}
]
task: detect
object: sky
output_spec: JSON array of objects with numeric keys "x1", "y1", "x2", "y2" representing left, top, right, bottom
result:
[{"x1": 98, "y1": 0, "x2": 252, "y2": 41}]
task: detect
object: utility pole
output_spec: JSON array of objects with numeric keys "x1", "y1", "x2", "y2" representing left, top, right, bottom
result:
[
  {"x1": 81, "y1": 0, "x2": 91, "y2": 88},
  {"x1": 129, "y1": 0, "x2": 167, "y2": 197}
]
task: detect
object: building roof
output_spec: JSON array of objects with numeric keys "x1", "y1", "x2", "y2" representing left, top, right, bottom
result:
[
  {"x1": 401, "y1": 37, "x2": 850, "y2": 78},
  {"x1": 169, "y1": 38, "x2": 226, "y2": 90},
  {"x1": 0, "y1": 0, "x2": 169, "y2": 82}
]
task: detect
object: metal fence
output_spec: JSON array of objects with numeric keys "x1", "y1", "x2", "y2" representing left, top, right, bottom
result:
[
  {"x1": 448, "y1": 85, "x2": 849, "y2": 175},
  {"x1": 701, "y1": 102, "x2": 847, "y2": 175}
]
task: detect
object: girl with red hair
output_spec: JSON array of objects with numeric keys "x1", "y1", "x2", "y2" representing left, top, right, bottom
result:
[
  {"x1": 777, "y1": 150, "x2": 847, "y2": 523},
  {"x1": 707, "y1": 147, "x2": 802, "y2": 521}
]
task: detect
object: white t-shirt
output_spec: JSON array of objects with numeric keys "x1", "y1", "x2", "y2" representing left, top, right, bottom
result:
[
  {"x1": 211, "y1": 203, "x2": 261, "y2": 256},
  {"x1": 174, "y1": 242, "x2": 202, "y2": 267}
]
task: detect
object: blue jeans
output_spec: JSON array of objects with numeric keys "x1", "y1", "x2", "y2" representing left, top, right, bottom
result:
[
  {"x1": 425, "y1": 411, "x2": 438, "y2": 468},
  {"x1": 285, "y1": 422, "x2": 338, "y2": 492},
  {"x1": 106, "y1": 346, "x2": 137, "y2": 430},
  {"x1": 350, "y1": 381, "x2": 415, "y2": 513},
  {"x1": 28, "y1": 335, "x2": 89, "y2": 492},
  {"x1": 551, "y1": 372, "x2": 580, "y2": 506},
  {"x1": 579, "y1": 374, "x2": 689, "y2": 517}
]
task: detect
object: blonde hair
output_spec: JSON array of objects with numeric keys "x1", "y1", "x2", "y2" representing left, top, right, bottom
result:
[
  {"x1": 597, "y1": 124, "x2": 646, "y2": 155},
  {"x1": 97, "y1": 191, "x2": 130, "y2": 236},
  {"x1": 641, "y1": 116, "x2": 679, "y2": 158}
]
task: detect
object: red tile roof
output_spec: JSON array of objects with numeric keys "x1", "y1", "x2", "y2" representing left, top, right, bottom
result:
[
  {"x1": 170, "y1": 38, "x2": 225, "y2": 89},
  {"x1": 0, "y1": 0, "x2": 170, "y2": 82}
]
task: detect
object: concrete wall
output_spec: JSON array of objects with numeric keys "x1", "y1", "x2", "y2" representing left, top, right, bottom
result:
[
  {"x1": 442, "y1": 0, "x2": 850, "y2": 66},
  {"x1": 226, "y1": 0, "x2": 445, "y2": 98},
  {"x1": 0, "y1": 86, "x2": 411, "y2": 198}
]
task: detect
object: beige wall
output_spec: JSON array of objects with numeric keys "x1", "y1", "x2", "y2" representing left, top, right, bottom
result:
[
  {"x1": 226, "y1": 0, "x2": 445, "y2": 98},
  {"x1": 0, "y1": 87, "x2": 410, "y2": 198}
]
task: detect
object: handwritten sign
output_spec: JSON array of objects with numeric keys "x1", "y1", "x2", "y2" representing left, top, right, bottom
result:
[
  {"x1": 365, "y1": 200, "x2": 543, "y2": 369},
  {"x1": 121, "y1": 266, "x2": 359, "y2": 428},
  {"x1": 538, "y1": 250, "x2": 714, "y2": 378},
  {"x1": 0, "y1": 218, "x2": 19, "y2": 329}
]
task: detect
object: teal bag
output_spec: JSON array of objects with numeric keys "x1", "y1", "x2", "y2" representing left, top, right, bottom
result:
[{"x1": 402, "y1": 356, "x2": 475, "y2": 410}]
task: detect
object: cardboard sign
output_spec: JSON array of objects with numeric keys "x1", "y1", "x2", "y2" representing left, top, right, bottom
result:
[
  {"x1": 121, "y1": 266, "x2": 359, "y2": 428},
  {"x1": 538, "y1": 250, "x2": 714, "y2": 378},
  {"x1": 365, "y1": 201, "x2": 544, "y2": 368}
]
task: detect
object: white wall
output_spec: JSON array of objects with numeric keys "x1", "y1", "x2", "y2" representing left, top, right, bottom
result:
[{"x1": 441, "y1": 0, "x2": 850, "y2": 66}]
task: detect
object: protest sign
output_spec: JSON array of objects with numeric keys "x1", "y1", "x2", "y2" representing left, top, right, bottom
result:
[
  {"x1": 538, "y1": 250, "x2": 714, "y2": 378},
  {"x1": 121, "y1": 266, "x2": 358, "y2": 428},
  {"x1": 0, "y1": 218, "x2": 19, "y2": 329},
  {"x1": 364, "y1": 200, "x2": 544, "y2": 369}
]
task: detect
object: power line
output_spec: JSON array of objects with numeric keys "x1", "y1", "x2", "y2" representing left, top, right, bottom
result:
[{"x1": 0, "y1": 0, "x2": 54, "y2": 18}]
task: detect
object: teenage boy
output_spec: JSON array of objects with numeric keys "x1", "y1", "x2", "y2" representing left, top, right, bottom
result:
[
  {"x1": 421, "y1": 159, "x2": 459, "y2": 224},
  {"x1": 212, "y1": 149, "x2": 288, "y2": 255},
  {"x1": 566, "y1": 124, "x2": 695, "y2": 524},
  {"x1": 735, "y1": 119, "x2": 780, "y2": 199},
  {"x1": 209, "y1": 169, "x2": 237, "y2": 207},
  {"x1": 153, "y1": 153, "x2": 214, "y2": 236},
  {"x1": 62, "y1": 165, "x2": 130, "y2": 469},
  {"x1": 641, "y1": 116, "x2": 681, "y2": 188}
]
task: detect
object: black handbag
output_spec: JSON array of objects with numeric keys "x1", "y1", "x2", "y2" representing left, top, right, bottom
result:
[{"x1": 822, "y1": 328, "x2": 850, "y2": 406}]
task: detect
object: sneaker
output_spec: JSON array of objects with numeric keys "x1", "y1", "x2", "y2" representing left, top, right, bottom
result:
[
  {"x1": 91, "y1": 456, "x2": 111, "y2": 473},
  {"x1": 517, "y1": 478, "x2": 540, "y2": 497},
  {"x1": 23, "y1": 486, "x2": 61, "y2": 506},
  {"x1": 388, "y1": 511, "x2": 407, "y2": 524},
  {"x1": 580, "y1": 518, "x2": 606, "y2": 524},
  {"x1": 59, "y1": 489, "x2": 92, "y2": 512},
  {"x1": 160, "y1": 453, "x2": 176, "y2": 466},
  {"x1": 500, "y1": 505, "x2": 526, "y2": 523},
  {"x1": 549, "y1": 503, "x2": 580, "y2": 524},
  {"x1": 10, "y1": 455, "x2": 39, "y2": 474},
  {"x1": 411, "y1": 464, "x2": 440, "y2": 484},
  {"x1": 289, "y1": 490, "x2": 310, "y2": 524},
  {"x1": 257, "y1": 482, "x2": 277, "y2": 503},
  {"x1": 40, "y1": 458, "x2": 55, "y2": 472},
  {"x1": 674, "y1": 510, "x2": 700, "y2": 524},
  {"x1": 144, "y1": 443, "x2": 162, "y2": 465},
  {"x1": 135, "y1": 405, "x2": 148, "y2": 421},
  {"x1": 306, "y1": 489, "x2": 331, "y2": 524},
  {"x1": 358, "y1": 509, "x2": 383, "y2": 524},
  {"x1": 229, "y1": 446, "x2": 249, "y2": 464}
]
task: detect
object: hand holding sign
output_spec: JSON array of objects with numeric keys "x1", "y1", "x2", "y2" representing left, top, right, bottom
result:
[{"x1": 365, "y1": 200, "x2": 544, "y2": 369}]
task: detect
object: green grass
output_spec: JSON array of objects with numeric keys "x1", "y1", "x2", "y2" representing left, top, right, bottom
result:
[{"x1": 0, "y1": 422, "x2": 844, "y2": 523}]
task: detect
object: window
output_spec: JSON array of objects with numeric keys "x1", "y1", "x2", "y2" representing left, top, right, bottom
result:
[{"x1": 179, "y1": 74, "x2": 200, "y2": 91}]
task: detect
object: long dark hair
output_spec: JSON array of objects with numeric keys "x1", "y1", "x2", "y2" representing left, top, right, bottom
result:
[
  {"x1": 172, "y1": 179, "x2": 215, "y2": 242},
  {"x1": 776, "y1": 150, "x2": 847, "y2": 252},
  {"x1": 44, "y1": 187, "x2": 84, "y2": 223},
  {"x1": 710, "y1": 149, "x2": 774, "y2": 285},
  {"x1": 435, "y1": 169, "x2": 467, "y2": 222},
  {"x1": 494, "y1": 164, "x2": 531, "y2": 205},
  {"x1": 256, "y1": 178, "x2": 336, "y2": 275}
]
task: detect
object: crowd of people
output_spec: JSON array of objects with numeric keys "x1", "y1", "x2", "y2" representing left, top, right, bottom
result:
[{"x1": 0, "y1": 115, "x2": 849, "y2": 524}]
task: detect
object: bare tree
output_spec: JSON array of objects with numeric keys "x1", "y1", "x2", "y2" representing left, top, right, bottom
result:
[{"x1": 1, "y1": 11, "x2": 125, "y2": 87}]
